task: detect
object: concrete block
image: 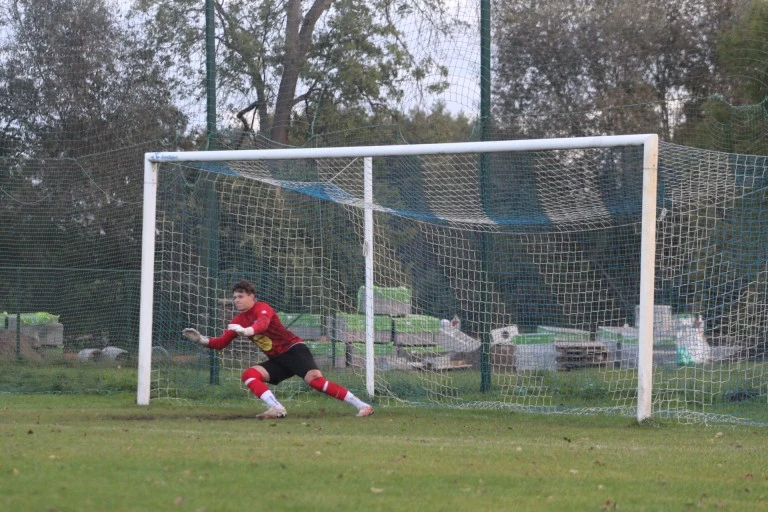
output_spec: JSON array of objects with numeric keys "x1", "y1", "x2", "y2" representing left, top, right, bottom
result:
[{"x1": 6, "y1": 318, "x2": 63, "y2": 348}]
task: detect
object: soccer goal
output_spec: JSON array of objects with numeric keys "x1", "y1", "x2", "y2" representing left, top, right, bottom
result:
[{"x1": 136, "y1": 135, "x2": 767, "y2": 425}]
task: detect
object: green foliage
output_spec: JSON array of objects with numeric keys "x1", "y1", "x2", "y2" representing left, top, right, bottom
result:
[
  {"x1": 137, "y1": 0, "x2": 455, "y2": 145},
  {"x1": 492, "y1": 0, "x2": 758, "y2": 145},
  {"x1": 398, "y1": 104, "x2": 475, "y2": 144},
  {"x1": 716, "y1": 0, "x2": 768, "y2": 104},
  {"x1": 0, "y1": 0, "x2": 187, "y2": 345},
  {"x1": 676, "y1": 95, "x2": 768, "y2": 155},
  {"x1": 0, "y1": 363, "x2": 137, "y2": 394},
  {"x1": 1, "y1": 0, "x2": 185, "y2": 155}
]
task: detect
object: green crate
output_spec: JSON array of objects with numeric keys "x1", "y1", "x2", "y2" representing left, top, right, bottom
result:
[
  {"x1": 536, "y1": 326, "x2": 590, "y2": 342},
  {"x1": 334, "y1": 314, "x2": 392, "y2": 343},
  {"x1": 596, "y1": 326, "x2": 676, "y2": 346},
  {"x1": 512, "y1": 333, "x2": 556, "y2": 345},
  {"x1": 398, "y1": 345, "x2": 445, "y2": 356},
  {"x1": 23, "y1": 312, "x2": 60, "y2": 325},
  {"x1": 356, "y1": 286, "x2": 412, "y2": 316},
  {"x1": 392, "y1": 315, "x2": 441, "y2": 333},
  {"x1": 597, "y1": 326, "x2": 637, "y2": 343},
  {"x1": 4, "y1": 312, "x2": 60, "y2": 326},
  {"x1": 356, "y1": 286, "x2": 411, "y2": 307},
  {"x1": 335, "y1": 313, "x2": 392, "y2": 332},
  {"x1": 351, "y1": 342, "x2": 395, "y2": 356}
]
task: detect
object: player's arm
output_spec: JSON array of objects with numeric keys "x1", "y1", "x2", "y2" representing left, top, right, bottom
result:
[{"x1": 182, "y1": 327, "x2": 237, "y2": 349}]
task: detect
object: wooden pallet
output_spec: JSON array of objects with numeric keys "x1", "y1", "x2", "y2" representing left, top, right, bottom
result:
[
  {"x1": 555, "y1": 341, "x2": 609, "y2": 370},
  {"x1": 418, "y1": 356, "x2": 473, "y2": 371},
  {"x1": 425, "y1": 360, "x2": 472, "y2": 371}
]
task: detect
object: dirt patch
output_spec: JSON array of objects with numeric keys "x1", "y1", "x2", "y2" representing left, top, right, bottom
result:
[
  {"x1": 106, "y1": 413, "x2": 259, "y2": 421},
  {"x1": 104, "y1": 409, "x2": 326, "y2": 422}
]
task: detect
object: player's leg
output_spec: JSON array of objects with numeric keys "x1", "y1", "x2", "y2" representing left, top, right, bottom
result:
[
  {"x1": 305, "y1": 368, "x2": 374, "y2": 416},
  {"x1": 241, "y1": 364, "x2": 286, "y2": 419},
  {"x1": 285, "y1": 343, "x2": 373, "y2": 417}
]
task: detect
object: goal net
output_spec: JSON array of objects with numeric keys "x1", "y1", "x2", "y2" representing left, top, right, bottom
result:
[{"x1": 138, "y1": 136, "x2": 768, "y2": 425}]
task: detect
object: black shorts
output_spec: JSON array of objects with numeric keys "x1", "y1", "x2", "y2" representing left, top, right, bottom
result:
[{"x1": 260, "y1": 343, "x2": 319, "y2": 385}]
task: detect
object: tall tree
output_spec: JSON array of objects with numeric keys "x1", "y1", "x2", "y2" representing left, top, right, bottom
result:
[
  {"x1": 716, "y1": 0, "x2": 768, "y2": 105},
  {"x1": 0, "y1": 0, "x2": 186, "y2": 267},
  {"x1": 666, "y1": 1, "x2": 768, "y2": 152},
  {"x1": 492, "y1": 0, "x2": 742, "y2": 140},
  {"x1": 0, "y1": 0, "x2": 188, "y2": 340},
  {"x1": 0, "y1": 0, "x2": 185, "y2": 157},
  {"x1": 135, "y1": 0, "x2": 455, "y2": 146}
]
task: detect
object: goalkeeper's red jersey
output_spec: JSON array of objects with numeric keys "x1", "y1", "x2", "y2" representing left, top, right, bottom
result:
[{"x1": 207, "y1": 302, "x2": 302, "y2": 358}]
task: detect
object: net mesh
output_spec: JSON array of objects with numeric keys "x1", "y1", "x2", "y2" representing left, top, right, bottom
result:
[
  {"x1": 0, "y1": 0, "x2": 766, "y2": 425},
  {"x1": 142, "y1": 141, "x2": 767, "y2": 425}
]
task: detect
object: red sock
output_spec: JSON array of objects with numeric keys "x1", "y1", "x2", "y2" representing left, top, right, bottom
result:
[
  {"x1": 241, "y1": 367, "x2": 269, "y2": 398},
  {"x1": 309, "y1": 377, "x2": 348, "y2": 400}
]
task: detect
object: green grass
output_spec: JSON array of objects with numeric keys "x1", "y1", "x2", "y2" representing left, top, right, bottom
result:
[
  {"x1": 1, "y1": 394, "x2": 766, "y2": 511},
  {"x1": 2, "y1": 359, "x2": 767, "y2": 423}
]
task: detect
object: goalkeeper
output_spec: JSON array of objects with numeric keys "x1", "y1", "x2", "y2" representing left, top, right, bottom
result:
[{"x1": 182, "y1": 280, "x2": 374, "y2": 419}]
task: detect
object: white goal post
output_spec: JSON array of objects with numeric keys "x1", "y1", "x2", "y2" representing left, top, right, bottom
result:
[{"x1": 137, "y1": 134, "x2": 659, "y2": 422}]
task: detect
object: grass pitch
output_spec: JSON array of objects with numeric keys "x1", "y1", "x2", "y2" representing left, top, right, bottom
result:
[{"x1": 1, "y1": 394, "x2": 766, "y2": 512}]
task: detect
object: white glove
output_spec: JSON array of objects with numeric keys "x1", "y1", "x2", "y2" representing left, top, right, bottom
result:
[
  {"x1": 182, "y1": 328, "x2": 209, "y2": 346},
  {"x1": 227, "y1": 323, "x2": 254, "y2": 337}
]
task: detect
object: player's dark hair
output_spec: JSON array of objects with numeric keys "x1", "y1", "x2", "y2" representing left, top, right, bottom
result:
[{"x1": 232, "y1": 280, "x2": 256, "y2": 296}]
